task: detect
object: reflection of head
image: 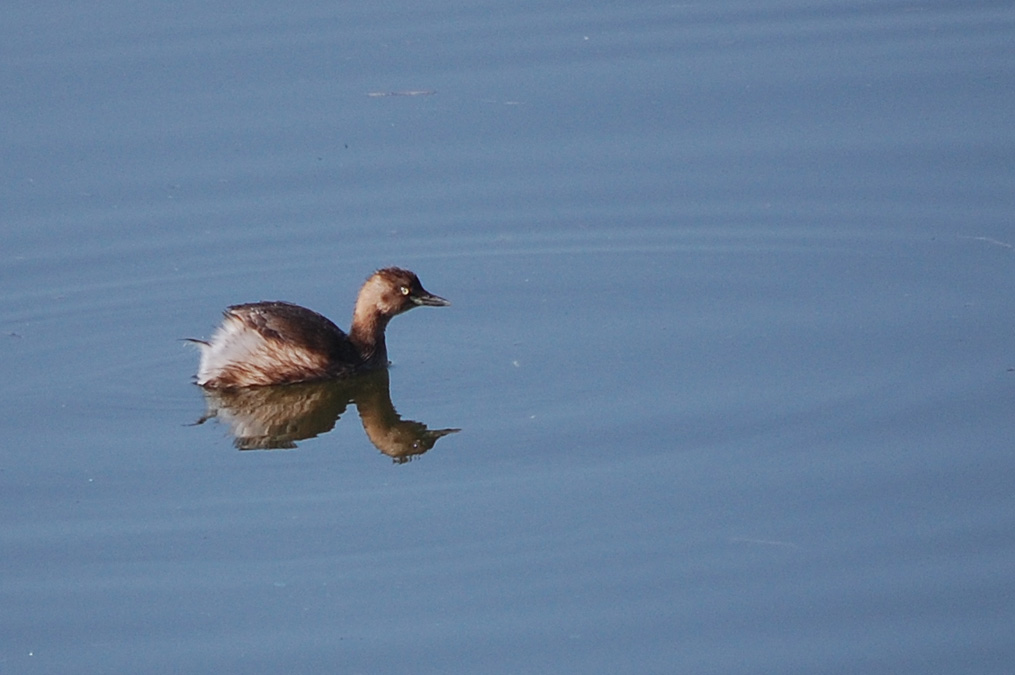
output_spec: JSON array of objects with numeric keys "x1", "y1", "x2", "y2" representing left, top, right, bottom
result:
[
  {"x1": 354, "y1": 370, "x2": 459, "y2": 463},
  {"x1": 196, "y1": 369, "x2": 457, "y2": 460}
]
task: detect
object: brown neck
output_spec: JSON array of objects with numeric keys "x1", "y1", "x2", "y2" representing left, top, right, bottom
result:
[{"x1": 349, "y1": 308, "x2": 390, "y2": 368}]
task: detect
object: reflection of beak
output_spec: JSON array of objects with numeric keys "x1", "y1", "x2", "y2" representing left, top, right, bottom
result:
[{"x1": 414, "y1": 291, "x2": 450, "y2": 307}]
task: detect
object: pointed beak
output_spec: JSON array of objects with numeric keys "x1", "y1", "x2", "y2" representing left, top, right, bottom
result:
[{"x1": 413, "y1": 290, "x2": 450, "y2": 307}]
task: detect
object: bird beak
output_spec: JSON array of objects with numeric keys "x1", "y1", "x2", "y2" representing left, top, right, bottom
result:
[{"x1": 414, "y1": 291, "x2": 450, "y2": 307}]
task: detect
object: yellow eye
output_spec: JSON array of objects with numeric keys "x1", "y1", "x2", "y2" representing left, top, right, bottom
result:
[{"x1": 399, "y1": 286, "x2": 410, "y2": 296}]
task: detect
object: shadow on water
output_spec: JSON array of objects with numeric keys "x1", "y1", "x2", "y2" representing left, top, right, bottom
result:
[{"x1": 193, "y1": 369, "x2": 458, "y2": 462}]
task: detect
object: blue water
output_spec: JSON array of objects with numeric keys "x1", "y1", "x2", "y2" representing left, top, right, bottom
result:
[{"x1": 2, "y1": 2, "x2": 1014, "y2": 673}]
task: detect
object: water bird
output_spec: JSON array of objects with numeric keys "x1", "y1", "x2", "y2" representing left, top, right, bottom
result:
[{"x1": 191, "y1": 267, "x2": 448, "y2": 388}]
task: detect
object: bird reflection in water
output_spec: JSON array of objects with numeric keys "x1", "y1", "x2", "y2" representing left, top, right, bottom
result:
[{"x1": 194, "y1": 369, "x2": 458, "y2": 462}]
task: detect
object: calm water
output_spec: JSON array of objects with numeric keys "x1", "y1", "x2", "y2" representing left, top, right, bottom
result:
[{"x1": 3, "y1": 2, "x2": 1014, "y2": 673}]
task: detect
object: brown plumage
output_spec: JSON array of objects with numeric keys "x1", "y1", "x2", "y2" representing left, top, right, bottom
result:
[{"x1": 191, "y1": 267, "x2": 448, "y2": 389}]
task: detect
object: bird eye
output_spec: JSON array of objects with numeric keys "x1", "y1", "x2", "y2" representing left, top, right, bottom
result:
[{"x1": 399, "y1": 286, "x2": 410, "y2": 296}]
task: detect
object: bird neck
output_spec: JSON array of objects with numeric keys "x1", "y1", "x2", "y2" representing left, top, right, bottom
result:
[{"x1": 349, "y1": 308, "x2": 390, "y2": 367}]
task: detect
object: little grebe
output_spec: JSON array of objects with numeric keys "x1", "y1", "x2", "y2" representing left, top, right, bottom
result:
[{"x1": 192, "y1": 267, "x2": 448, "y2": 388}]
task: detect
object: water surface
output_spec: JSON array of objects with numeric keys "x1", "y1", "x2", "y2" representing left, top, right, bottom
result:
[{"x1": 2, "y1": 2, "x2": 1014, "y2": 673}]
